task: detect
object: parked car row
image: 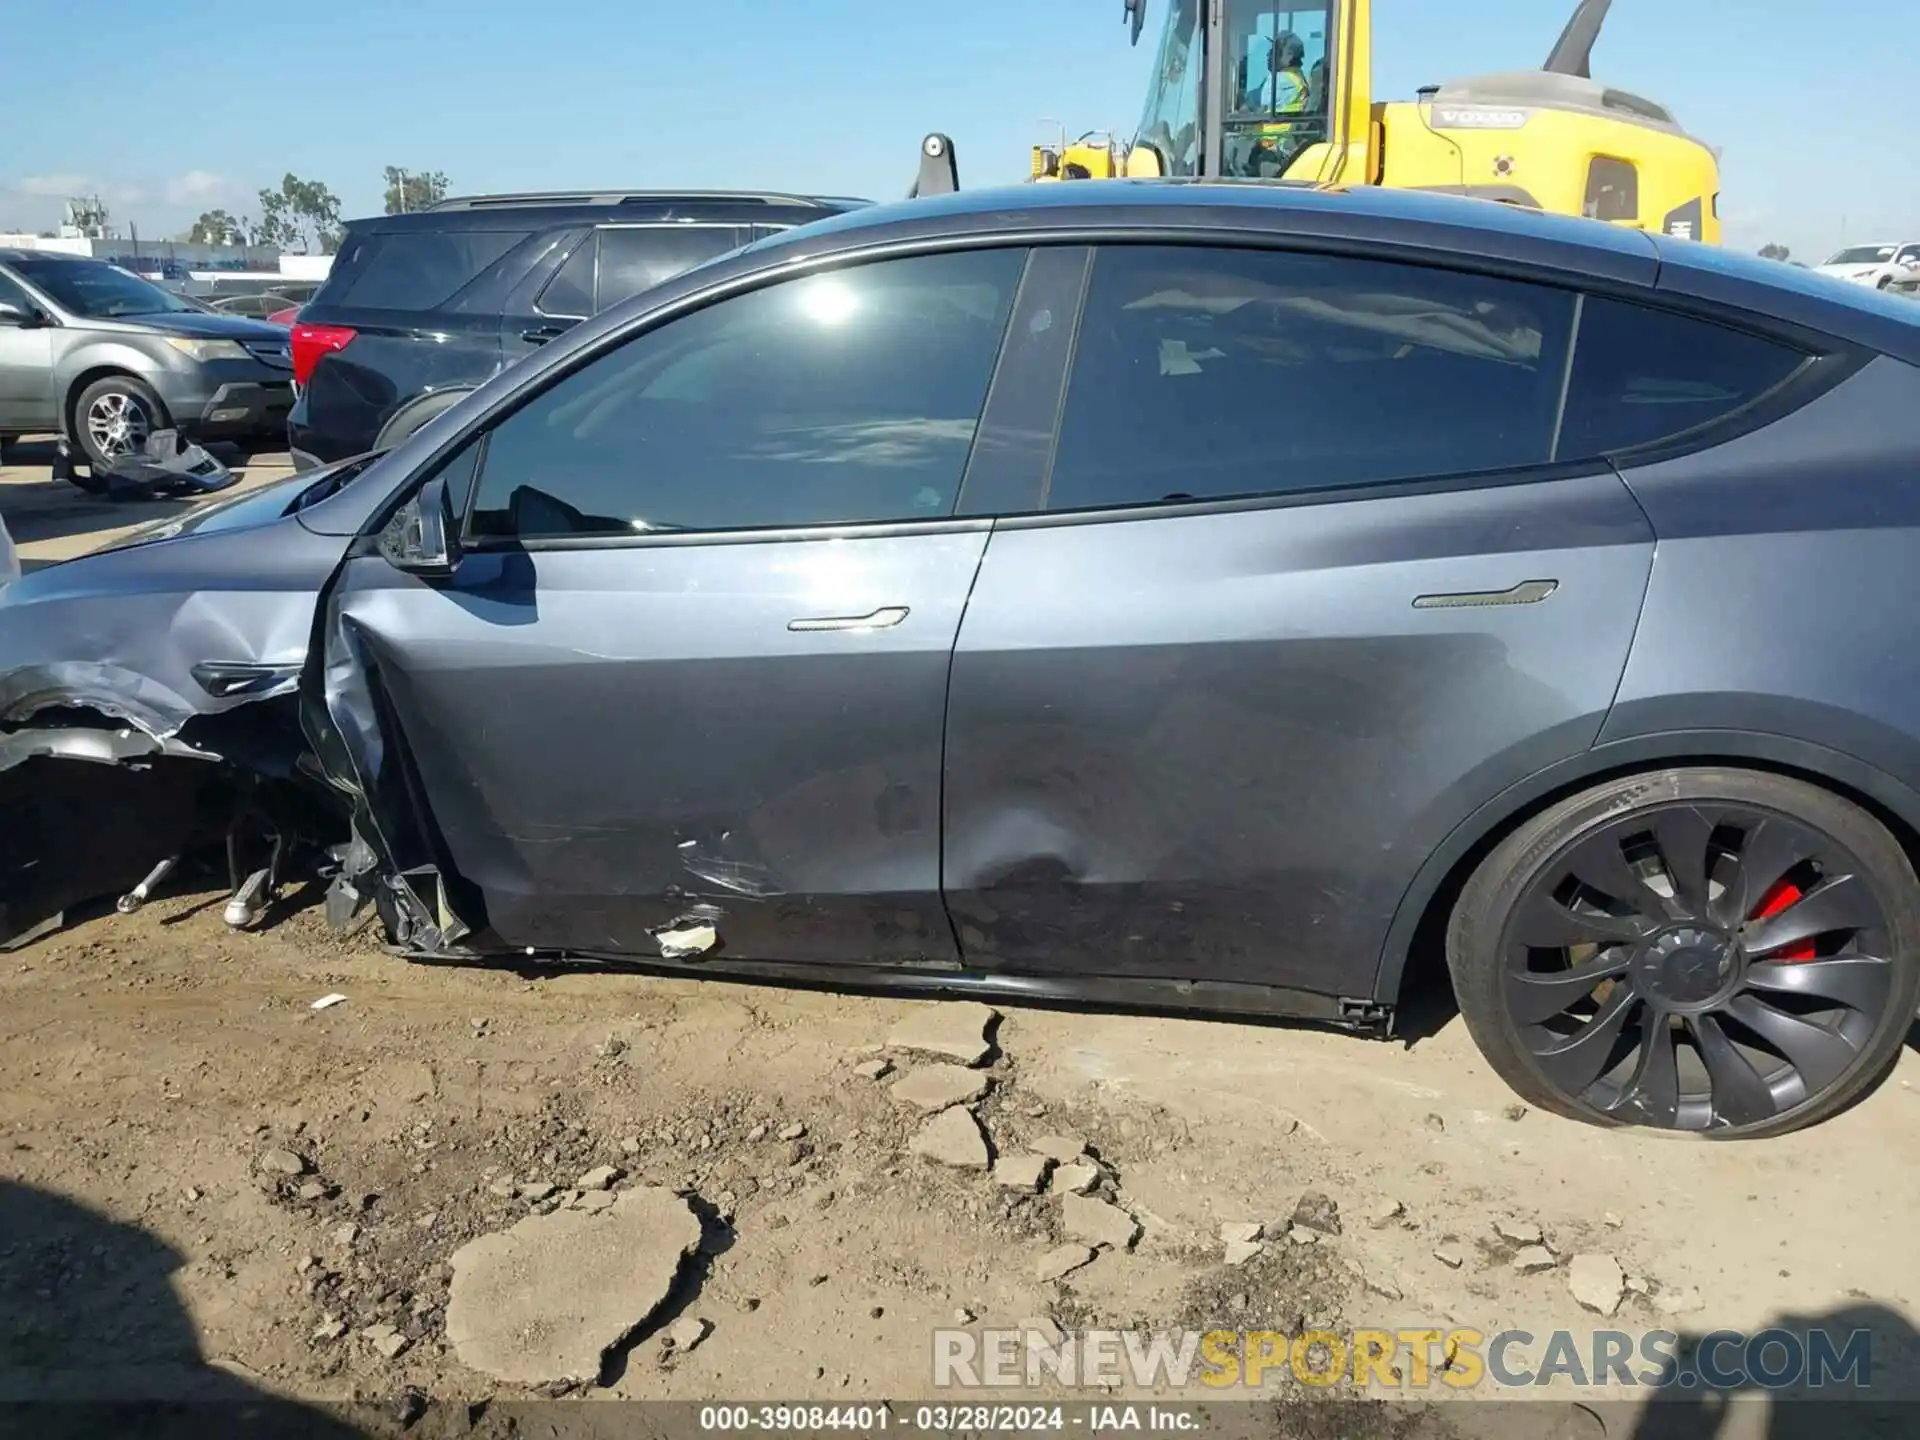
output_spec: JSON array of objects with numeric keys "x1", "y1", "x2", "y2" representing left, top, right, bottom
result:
[
  {"x1": 285, "y1": 190, "x2": 867, "y2": 469},
  {"x1": 1, "y1": 193, "x2": 869, "y2": 474},
  {"x1": 7, "y1": 181, "x2": 1920, "y2": 1137},
  {"x1": 1814, "y1": 241, "x2": 1920, "y2": 292},
  {"x1": 0, "y1": 248, "x2": 295, "y2": 471}
]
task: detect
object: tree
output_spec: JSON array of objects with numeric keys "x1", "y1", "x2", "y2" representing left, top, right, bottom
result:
[
  {"x1": 187, "y1": 208, "x2": 244, "y2": 246},
  {"x1": 256, "y1": 172, "x2": 343, "y2": 253},
  {"x1": 1759, "y1": 243, "x2": 1792, "y2": 262},
  {"x1": 383, "y1": 167, "x2": 450, "y2": 215}
]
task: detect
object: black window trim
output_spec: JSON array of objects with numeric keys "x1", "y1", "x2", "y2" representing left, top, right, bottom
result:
[
  {"x1": 453, "y1": 243, "x2": 1038, "y2": 552},
  {"x1": 1008, "y1": 237, "x2": 1865, "y2": 529},
  {"x1": 534, "y1": 233, "x2": 596, "y2": 321},
  {"x1": 357, "y1": 223, "x2": 1875, "y2": 551}
]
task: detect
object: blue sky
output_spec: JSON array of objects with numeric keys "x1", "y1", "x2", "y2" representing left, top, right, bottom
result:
[{"x1": 4, "y1": 0, "x2": 1914, "y2": 261}]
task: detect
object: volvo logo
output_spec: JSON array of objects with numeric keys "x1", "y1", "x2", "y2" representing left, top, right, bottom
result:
[{"x1": 1432, "y1": 107, "x2": 1530, "y2": 130}]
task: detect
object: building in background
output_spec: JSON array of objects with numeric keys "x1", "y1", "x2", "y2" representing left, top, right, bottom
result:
[{"x1": 0, "y1": 232, "x2": 330, "y2": 291}]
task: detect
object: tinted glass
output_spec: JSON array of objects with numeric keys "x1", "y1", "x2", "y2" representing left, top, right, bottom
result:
[
  {"x1": 469, "y1": 248, "x2": 1025, "y2": 540},
  {"x1": 0, "y1": 271, "x2": 35, "y2": 312},
  {"x1": 331, "y1": 230, "x2": 530, "y2": 310},
  {"x1": 1046, "y1": 246, "x2": 1576, "y2": 512},
  {"x1": 1559, "y1": 296, "x2": 1808, "y2": 456},
  {"x1": 594, "y1": 226, "x2": 743, "y2": 311},
  {"x1": 1585, "y1": 157, "x2": 1639, "y2": 222},
  {"x1": 9, "y1": 256, "x2": 197, "y2": 317},
  {"x1": 538, "y1": 236, "x2": 595, "y2": 318},
  {"x1": 1828, "y1": 245, "x2": 1898, "y2": 265}
]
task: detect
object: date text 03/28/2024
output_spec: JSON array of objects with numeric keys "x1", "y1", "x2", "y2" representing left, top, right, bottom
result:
[{"x1": 698, "y1": 1405, "x2": 1191, "y2": 1431}]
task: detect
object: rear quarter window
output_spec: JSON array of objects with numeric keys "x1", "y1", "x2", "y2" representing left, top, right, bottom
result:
[
  {"x1": 323, "y1": 229, "x2": 533, "y2": 310},
  {"x1": 1558, "y1": 297, "x2": 1808, "y2": 456}
]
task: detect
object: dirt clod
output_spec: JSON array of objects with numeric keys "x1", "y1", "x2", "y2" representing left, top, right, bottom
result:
[
  {"x1": 1036, "y1": 1244, "x2": 1097, "y2": 1282},
  {"x1": 887, "y1": 1002, "x2": 998, "y2": 1066},
  {"x1": 907, "y1": 1107, "x2": 989, "y2": 1170},
  {"x1": 444, "y1": 1186, "x2": 701, "y2": 1384},
  {"x1": 889, "y1": 1065, "x2": 991, "y2": 1114},
  {"x1": 1567, "y1": 1254, "x2": 1625, "y2": 1317}
]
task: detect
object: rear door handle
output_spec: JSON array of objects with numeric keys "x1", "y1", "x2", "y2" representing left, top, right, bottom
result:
[
  {"x1": 788, "y1": 606, "x2": 910, "y2": 633},
  {"x1": 520, "y1": 325, "x2": 568, "y2": 345}
]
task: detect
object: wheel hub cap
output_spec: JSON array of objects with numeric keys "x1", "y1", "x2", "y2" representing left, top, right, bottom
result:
[{"x1": 1638, "y1": 926, "x2": 1741, "y2": 1008}]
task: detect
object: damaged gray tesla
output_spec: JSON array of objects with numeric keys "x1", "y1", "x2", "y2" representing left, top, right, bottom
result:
[{"x1": 10, "y1": 180, "x2": 1920, "y2": 1139}]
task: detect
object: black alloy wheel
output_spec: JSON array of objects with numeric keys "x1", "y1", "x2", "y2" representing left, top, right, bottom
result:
[{"x1": 1450, "y1": 770, "x2": 1919, "y2": 1137}]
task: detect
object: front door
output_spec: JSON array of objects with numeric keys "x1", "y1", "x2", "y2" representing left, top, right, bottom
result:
[
  {"x1": 0, "y1": 272, "x2": 55, "y2": 430},
  {"x1": 327, "y1": 246, "x2": 1029, "y2": 964},
  {"x1": 941, "y1": 242, "x2": 1660, "y2": 998}
]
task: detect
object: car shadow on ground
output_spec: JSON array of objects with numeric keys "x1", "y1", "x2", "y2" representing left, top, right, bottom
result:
[
  {"x1": 1625, "y1": 1300, "x2": 1920, "y2": 1438},
  {"x1": 0, "y1": 1178, "x2": 368, "y2": 1436}
]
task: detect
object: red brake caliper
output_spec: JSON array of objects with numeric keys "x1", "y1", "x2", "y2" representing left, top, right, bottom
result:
[{"x1": 1750, "y1": 880, "x2": 1818, "y2": 962}]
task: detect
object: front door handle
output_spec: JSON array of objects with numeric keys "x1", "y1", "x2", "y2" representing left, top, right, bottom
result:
[
  {"x1": 520, "y1": 325, "x2": 568, "y2": 345},
  {"x1": 1413, "y1": 580, "x2": 1559, "y2": 610},
  {"x1": 788, "y1": 606, "x2": 910, "y2": 633}
]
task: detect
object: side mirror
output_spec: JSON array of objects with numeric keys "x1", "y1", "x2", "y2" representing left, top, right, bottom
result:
[
  {"x1": 0, "y1": 300, "x2": 46, "y2": 328},
  {"x1": 378, "y1": 473, "x2": 462, "y2": 577}
]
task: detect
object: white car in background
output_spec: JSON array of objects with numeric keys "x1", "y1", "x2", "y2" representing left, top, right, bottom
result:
[{"x1": 1815, "y1": 242, "x2": 1920, "y2": 290}]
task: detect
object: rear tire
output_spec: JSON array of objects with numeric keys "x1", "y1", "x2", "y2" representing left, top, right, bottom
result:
[
  {"x1": 72, "y1": 375, "x2": 168, "y2": 474},
  {"x1": 1447, "y1": 768, "x2": 1920, "y2": 1138}
]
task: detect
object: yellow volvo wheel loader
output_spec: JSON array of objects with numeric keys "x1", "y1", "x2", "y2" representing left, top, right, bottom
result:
[{"x1": 1010, "y1": 0, "x2": 1722, "y2": 243}]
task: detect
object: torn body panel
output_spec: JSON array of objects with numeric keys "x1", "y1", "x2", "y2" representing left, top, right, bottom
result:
[
  {"x1": 307, "y1": 528, "x2": 991, "y2": 965},
  {"x1": 0, "y1": 471, "x2": 369, "y2": 946}
]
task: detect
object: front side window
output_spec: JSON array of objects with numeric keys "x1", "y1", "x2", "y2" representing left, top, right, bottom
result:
[
  {"x1": 1045, "y1": 245, "x2": 1575, "y2": 512},
  {"x1": 468, "y1": 248, "x2": 1025, "y2": 540},
  {"x1": 9, "y1": 257, "x2": 197, "y2": 318},
  {"x1": 0, "y1": 270, "x2": 36, "y2": 314},
  {"x1": 1219, "y1": 1, "x2": 1334, "y2": 179},
  {"x1": 1558, "y1": 296, "x2": 1808, "y2": 457},
  {"x1": 1134, "y1": 0, "x2": 1203, "y2": 176}
]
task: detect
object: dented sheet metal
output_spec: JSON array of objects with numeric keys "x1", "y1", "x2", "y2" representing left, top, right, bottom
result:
[
  {"x1": 0, "y1": 722, "x2": 218, "y2": 775},
  {"x1": 0, "y1": 475, "x2": 349, "y2": 739},
  {"x1": 311, "y1": 529, "x2": 989, "y2": 967},
  {"x1": 0, "y1": 463, "x2": 379, "y2": 946}
]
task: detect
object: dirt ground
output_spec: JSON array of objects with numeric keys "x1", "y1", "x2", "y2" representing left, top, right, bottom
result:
[{"x1": 5, "y1": 448, "x2": 1920, "y2": 1438}]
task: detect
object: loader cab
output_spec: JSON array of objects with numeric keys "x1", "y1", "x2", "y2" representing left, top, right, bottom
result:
[{"x1": 1129, "y1": 0, "x2": 1372, "y2": 184}]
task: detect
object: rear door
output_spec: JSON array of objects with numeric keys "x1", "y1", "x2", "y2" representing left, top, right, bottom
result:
[
  {"x1": 941, "y1": 243, "x2": 1659, "y2": 999},
  {"x1": 325, "y1": 246, "x2": 1029, "y2": 963}
]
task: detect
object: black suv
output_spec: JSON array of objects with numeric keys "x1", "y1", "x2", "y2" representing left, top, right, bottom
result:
[{"x1": 285, "y1": 190, "x2": 868, "y2": 470}]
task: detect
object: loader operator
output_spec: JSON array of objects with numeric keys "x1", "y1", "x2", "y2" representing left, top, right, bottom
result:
[{"x1": 1233, "y1": 31, "x2": 1311, "y2": 178}]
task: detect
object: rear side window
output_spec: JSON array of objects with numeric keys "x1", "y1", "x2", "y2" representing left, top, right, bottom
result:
[
  {"x1": 1045, "y1": 245, "x2": 1577, "y2": 512},
  {"x1": 1558, "y1": 296, "x2": 1808, "y2": 456},
  {"x1": 468, "y1": 248, "x2": 1025, "y2": 539},
  {"x1": 328, "y1": 229, "x2": 531, "y2": 310},
  {"x1": 595, "y1": 226, "x2": 744, "y2": 310}
]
